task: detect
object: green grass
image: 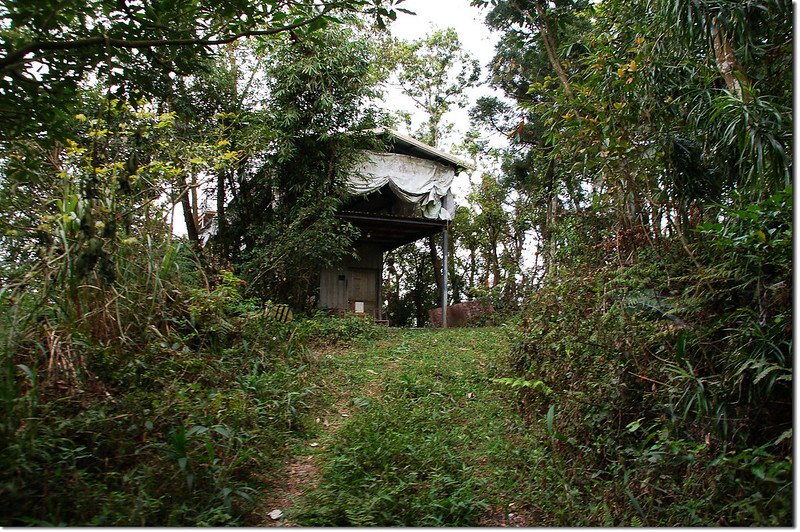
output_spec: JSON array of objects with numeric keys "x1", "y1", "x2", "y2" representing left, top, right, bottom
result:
[{"x1": 289, "y1": 326, "x2": 537, "y2": 526}]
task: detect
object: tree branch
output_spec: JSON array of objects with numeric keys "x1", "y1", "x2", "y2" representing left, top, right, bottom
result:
[
  {"x1": 512, "y1": 0, "x2": 574, "y2": 100},
  {"x1": 710, "y1": 16, "x2": 751, "y2": 102},
  {"x1": 0, "y1": 4, "x2": 343, "y2": 72}
]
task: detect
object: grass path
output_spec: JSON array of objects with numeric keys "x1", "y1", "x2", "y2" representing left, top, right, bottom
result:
[{"x1": 258, "y1": 327, "x2": 539, "y2": 527}]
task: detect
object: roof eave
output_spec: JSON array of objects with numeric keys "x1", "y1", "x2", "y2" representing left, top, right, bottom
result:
[{"x1": 371, "y1": 127, "x2": 473, "y2": 172}]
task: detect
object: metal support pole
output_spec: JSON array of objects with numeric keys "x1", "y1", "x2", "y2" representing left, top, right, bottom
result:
[{"x1": 442, "y1": 225, "x2": 449, "y2": 328}]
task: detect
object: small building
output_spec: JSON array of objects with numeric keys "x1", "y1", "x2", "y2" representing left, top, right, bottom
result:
[{"x1": 318, "y1": 128, "x2": 468, "y2": 325}]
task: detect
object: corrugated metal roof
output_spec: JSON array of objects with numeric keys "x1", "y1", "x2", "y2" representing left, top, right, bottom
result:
[{"x1": 371, "y1": 127, "x2": 472, "y2": 171}]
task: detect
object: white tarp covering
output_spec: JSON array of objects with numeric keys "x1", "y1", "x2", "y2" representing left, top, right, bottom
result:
[{"x1": 348, "y1": 151, "x2": 456, "y2": 220}]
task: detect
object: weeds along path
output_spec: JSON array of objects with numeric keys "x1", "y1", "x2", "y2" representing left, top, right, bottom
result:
[
  {"x1": 257, "y1": 330, "x2": 404, "y2": 526},
  {"x1": 263, "y1": 326, "x2": 538, "y2": 527}
]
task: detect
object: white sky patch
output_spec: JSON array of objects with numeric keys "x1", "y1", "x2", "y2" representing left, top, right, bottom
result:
[{"x1": 390, "y1": 0, "x2": 499, "y2": 69}]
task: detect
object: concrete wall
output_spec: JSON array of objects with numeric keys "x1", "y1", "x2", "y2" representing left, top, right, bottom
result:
[{"x1": 429, "y1": 300, "x2": 495, "y2": 328}]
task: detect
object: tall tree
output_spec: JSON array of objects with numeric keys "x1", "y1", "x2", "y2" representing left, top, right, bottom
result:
[
  {"x1": 389, "y1": 27, "x2": 480, "y2": 305},
  {"x1": 391, "y1": 28, "x2": 481, "y2": 146}
]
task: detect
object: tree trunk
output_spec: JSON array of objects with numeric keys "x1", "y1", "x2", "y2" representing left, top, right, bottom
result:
[
  {"x1": 711, "y1": 18, "x2": 750, "y2": 101},
  {"x1": 448, "y1": 237, "x2": 459, "y2": 303},
  {"x1": 516, "y1": 1, "x2": 574, "y2": 99},
  {"x1": 217, "y1": 171, "x2": 226, "y2": 232},
  {"x1": 468, "y1": 247, "x2": 476, "y2": 292},
  {"x1": 428, "y1": 235, "x2": 443, "y2": 301},
  {"x1": 413, "y1": 263, "x2": 425, "y2": 327},
  {"x1": 489, "y1": 236, "x2": 501, "y2": 288},
  {"x1": 181, "y1": 185, "x2": 201, "y2": 249},
  {"x1": 538, "y1": 157, "x2": 557, "y2": 279},
  {"x1": 190, "y1": 173, "x2": 199, "y2": 230}
]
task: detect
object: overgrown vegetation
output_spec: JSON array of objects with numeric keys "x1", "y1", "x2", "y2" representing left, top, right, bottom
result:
[
  {"x1": 0, "y1": 0, "x2": 792, "y2": 526},
  {"x1": 502, "y1": 189, "x2": 792, "y2": 525},
  {"x1": 0, "y1": 2, "x2": 397, "y2": 525},
  {"x1": 465, "y1": 0, "x2": 793, "y2": 525},
  {"x1": 0, "y1": 229, "x2": 383, "y2": 525}
]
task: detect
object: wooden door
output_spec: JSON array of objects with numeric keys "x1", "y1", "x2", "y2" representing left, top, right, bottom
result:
[
  {"x1": 348, "y1": 268, "x2": 378, "y2": 318},
  {"x1": 319, "y1": 269, "x2": 348, "y2": 311}
]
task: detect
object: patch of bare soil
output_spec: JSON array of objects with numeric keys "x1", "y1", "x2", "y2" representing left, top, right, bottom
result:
[
  {"x1": 255, "y1": 397, "x2": 367, "y2": 525},
  {"x1": 257, "y1": 455, "x2": 319, "y2": 527},
  {"x1": 478, "y1": 502, "x2": 537, "y2": 527}
]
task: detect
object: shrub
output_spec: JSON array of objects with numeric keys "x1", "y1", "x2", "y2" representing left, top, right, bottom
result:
[
  {"x1": 0, "y1": 239, "x2": 314, "y2": 525},
  {"x1": 503, "y1": 188, "x2": 792, "y2": 526},
  {"x1": 293, "y1": 313, "x2": 384, "y2": 347}
]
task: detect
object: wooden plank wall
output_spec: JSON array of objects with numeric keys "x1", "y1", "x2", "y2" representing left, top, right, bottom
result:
[{"x1": 319, "y1": 243, "x2": 383, "y2": 319}]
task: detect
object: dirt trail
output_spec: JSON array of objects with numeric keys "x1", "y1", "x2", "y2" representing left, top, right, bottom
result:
[
  {"x1": 256, "y1": 328, "x2": 535, "y2": 527},
  {"x1": 258, "y1": 455, "x2": 317, "y2": 527},
  {"x1": 257, "y1": 336, "x2": 401, "y2": 526},
  {"x1": 257, "y1": 402, "x2": 352, "y2": 526}
]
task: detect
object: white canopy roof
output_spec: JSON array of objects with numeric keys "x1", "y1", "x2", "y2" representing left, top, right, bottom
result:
[{"x1": 348, "y1": 150, "x2": 456, "y2": 220}]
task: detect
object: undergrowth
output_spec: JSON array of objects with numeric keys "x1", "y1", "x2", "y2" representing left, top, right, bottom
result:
[
  {"x1": 0, "y1": 234, "x2": 381, "y2": 525},
  {"x1": 501, "y1": 188, "x2": 792, "y2": 526},
  {"x1": 294, "y1": 312, "x2": 384, "y2": 347}
]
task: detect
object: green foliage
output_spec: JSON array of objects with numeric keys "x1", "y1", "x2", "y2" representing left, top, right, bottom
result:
[
  {"x1": 500, "y1": 188, "x2": 792, "y2": 525},
  {"x1": 467, "y1": 0, "x2": 793, "y2": 522},
  {"x1": 390, "y1": 27, "x2": 481, "y2": 146},
  {"x1": 296, "y1": 403, "x2": 488, "y2": 526},
  {"x1": 707, "y1": 90, "x2": 791, "y2": 192},
  {"x1": 294, "y1": 314, "x2": 384, "y2": 347},
  {"x1": 215, "y1": 25, "x2": 388, "y2": 306},
  {"x1": 0, "y1": 231, "x2": 318, "y2": 524},
  {"x1": 384, "y1": 242, "x2": 439, "y2": 327},
  {"x1": 0, "y1": 0, "x2": 407, "y2": 141},
  {"x1": 237, "y1": 196, "x2": 360, "y2": 308},
  {"x1": 0, "y1": 88, "x2": 325, "y2": 526},
  {"x1": 0, "y1": 0, "x2": 793, "y2": 526},
  {"x1": 454, "y1": 175, "x2": 532, "y2": 308},
  {"x1": 492, "y1": 377, "x2": 552, "y2": 394},
  {"x1": 291, "y1": 328, "x2": 523, "y2": 526}
]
